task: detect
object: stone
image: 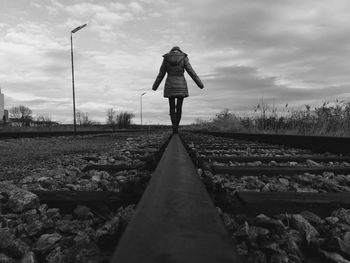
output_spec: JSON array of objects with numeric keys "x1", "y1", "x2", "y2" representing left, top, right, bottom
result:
[
  {"x1": 249, "y1": 250, "x2": 267, "y2": 263},
  {"x1": 45, "y1": 247, "x2": 66, "y2": 263},
  {"x1": 57, "y1": 219, "x2": 78, "y2": 234},
  {"x1": 319, "y1": 249, "x2": 350, "y2": 263},
  {"x1": 290, "y1": 214, "x2": 319, "y2": 243},
  {"x1": 5, "y1": 238, "x2": 29, "y2": 259},
  {"x1": 287, "y1": 254, "x2": 302, "y2": 263},
  {"x1": 325, "y1": 216, "x2": 340, "y2": 225},
  {"x1": 36, "y1": 233, "x2": 62, "y2": 253},
  {"x1": 118, "y1": 205, "x2": 135, "y2": 227},
  {"x1": 268, "y1": 160, "x2": 278, "y2": 166},
  {"x1": 37, "y1": 204, "x2": 48, "y2": 216},
  {"x1": 0, "y1": 253, "x2": 15, "y2": 263},
  {"x1": 234, "y1": 222, "x2": 249, "y2": 239},
  {"x1": 95, "y1": 216, "x2": 120, "y2": 248},
  {"x1": 0, "y1": 228, "x2": 16, "y2": 251},
  {"x1": 285, "y1": 236, "x2": 303, "y2": 259},
  {"x1": 247, "y1": 226, "x2": 270, "y2": 242},
  {"x1": 21, "y1": 209, "x2": 39, "y2": 223},
  {"x1": 300, "y1": 210, "x2": 322, "y2": 226},
  {"x1": 332, "y1": 208, "x2": 350, "y2": 225},
  {"x1": 326, "y1": 237, "x2": 350, "y2": 261},
  {"x1": 269, "y1": 252, "x2": 289, "y2": 263},
  {"x1": 21, "y1": 252, "x2": 37, "y2": 263},
  {"x1": 249, "y1": 214, "x2": 285, "y2": 234},
  {"x1": 25, "y1": 220, "x2": 43, "y2": 236},
  {"x1": 306, "y1": 159, "x2": 321, "y2": 166},
  {"x1": 278, "y1": 178, "x2": 289, "y2": 186},
  {"x1": 46, "y1": 208, "x2": 60, "y2": 219},
  {"x1": 221, "y1": 213, "x2": 238, "y2": 232},
  {"x1": 0, "y1": 183, "x2": 39, "y2": 213},
  {"x1": 343, "y1": 231, "x2": 350, "y2": 244}
]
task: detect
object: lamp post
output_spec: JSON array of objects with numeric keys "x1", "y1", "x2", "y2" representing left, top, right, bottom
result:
[
  {"x1": 140, "y1": 92, "x2": 146, "y2": 128},
  {"x1": 71, "y1": 23, "x2": 87, "y2": 132}
]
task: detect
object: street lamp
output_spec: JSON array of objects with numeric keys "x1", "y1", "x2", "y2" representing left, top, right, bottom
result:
[
  {"x1": 70, "y1": 23, "x2": 87, "y2": 132},
  {"x1": 140, "y1": 92, "x2": 146, "y2": 128}
]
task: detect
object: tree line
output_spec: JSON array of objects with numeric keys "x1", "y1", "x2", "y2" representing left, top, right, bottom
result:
[{"x1": 7, "y1": 105, "x2": 134, "y2": 128}]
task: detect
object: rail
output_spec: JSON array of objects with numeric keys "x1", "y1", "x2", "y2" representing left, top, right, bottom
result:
[{"x1": 111, "y1": 134, "x2": 243, "y2": 263}]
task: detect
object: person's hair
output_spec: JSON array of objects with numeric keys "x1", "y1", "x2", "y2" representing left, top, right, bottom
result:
[{"x1": 170, "y1": 46, "x2": 181, "y2": 52}]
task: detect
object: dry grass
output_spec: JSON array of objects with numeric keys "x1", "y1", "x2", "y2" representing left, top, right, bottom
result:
[{"x1": 191, "y1": 100, "x2": 350, "y2": 137}]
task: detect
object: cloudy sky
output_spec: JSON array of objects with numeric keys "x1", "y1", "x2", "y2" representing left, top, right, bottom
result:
[{"x1": 1, "y1": 0, "x2": 350, "y2": 124}]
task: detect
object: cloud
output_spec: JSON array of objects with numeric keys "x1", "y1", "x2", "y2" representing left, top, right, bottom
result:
[{"x1": 1, "y1": 0, "x2": 350, "y2": 124}]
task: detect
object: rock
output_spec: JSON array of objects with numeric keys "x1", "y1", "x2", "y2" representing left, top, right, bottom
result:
[
  {"x1": 247, "y1": 161, "x2": 262, "y2": 166},
  {"x1": 234, "y1": 222, "x2": 249, "y2": 239},
  {"x1": 268, "y1": 160, "x2": 278, "y2": 166},
  {"x1": 343, "y1": 231, "x2": 350, "y2": 243},
  {"x1": 21, "y1": 209, "x2": 39, "y2": 223},
  {"x1": 247, "y1": 226, "x2": 270, "y2": 242},
  {"x1": 0, "y1": 183, "x2": 39, "y2": 212},
  {"x1": 278, "y1": 178, "x2": 289, "y2": 186},
  {"x1": 21, "y1": 252, "x2": 37, "y2": 263},
  {"x1": 288, "y1": 162, "x2": 298, "y2": 166},
  {"x1": 46, "y1": 208, "x2": 60, "y2": 219},
  {"x1": 248, "y1": 214, "x2": 285, "y2": 234},
  {"x1": 56, "y1": 219, "x2": 79, "y2": 234},
  {"x1": 37, "y1": 204, "x2": 48, "y2": 216},
  {"x1": 306, "y1": 159, "x2": 321, "y2": 166},
  {"x1": 287, "y1": 254, "x2": 302, "y2": 263},
  {"x1": 319, "y1": 249, "x2": 350, "y2": 263},
  {"x1": 290, "y1": 214, "x2": 319, "y2": 243},
  {"x1": 25, "y1": 220, "x2": 43, "y2": 236},
  {"x1": 74, "y1": 205, "x2": 92, "y2": 220},
  {"x1": 249, "y1": 250, "x2": 267, "y2": 263},
  {"x1": 91, "y1": 175, "x2": 101, "y2": 182},
  {"x1": 325, "y1": 217, "x2": 340, "y2": 225},
  {"x1": 236, "y1": 241, "x2": 248, "y2": 256},
  {"x1": 118, "y1": 205, "x2": 135, "y2": 227},
  {"x1": 269, "y1": 252, "x2": 289, "y2": 263},
  {"x1": 285, "y1": 236, "x2": 303, "y2": 259},
  {"x1": 95, "y1": 216, "x2": 120, "y2": 248},
  {"x1": 300, "y1": 210, "x2": 322, "y2": 226},
  {"x1": 5, "y1": 238, "x2": 29, "y2": 259},
  {"x1": 221, "y1": 213, "x2": 239, "y2": 232},
  {"x1": 326, "y1": 237, "x2": 350, "y2": 261},
  {"x1": 0, "y1": 253, "x2": 15, "y2": 263},
  {"x1": 332, "y1": 208, "x2": 350, "y2": 225},
  {"x1": 36, "y1": 233, "x2": 62, "y2": 253},
  {"x1": 45, "y1": 247, "x2": 66, "y2": 263}
]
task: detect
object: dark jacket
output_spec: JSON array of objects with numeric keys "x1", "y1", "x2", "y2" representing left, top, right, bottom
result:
[{"x1": 152, "y1": 50, "x2": 203, "y2": 98}]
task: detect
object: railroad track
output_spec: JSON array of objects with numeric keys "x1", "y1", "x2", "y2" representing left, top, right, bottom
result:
[
  {"x1": 3, "y1": 131, "x2": 350, "y2": 262},
  {"x1": 0, "y1": 129, "x2": 154, "y2": 139},
  {"x1": 113, "y1": 131, "x2": 350, "y2": 262},
  {"x1": 180, "y1": 131, "x2": 350, "y2": 262}
]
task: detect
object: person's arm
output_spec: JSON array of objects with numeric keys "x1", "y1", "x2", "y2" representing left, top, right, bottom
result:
[
  {"x1": 184, "y1": 57, "x2": 204, "y2": 89},
  {"x1": 152, "y1": 59, "x2": 167, "y2": 91}
]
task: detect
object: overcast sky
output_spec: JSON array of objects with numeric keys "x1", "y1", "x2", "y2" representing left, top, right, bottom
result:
[{"x1": 1, "y1": 0, "x2": 350, "y2": 124}]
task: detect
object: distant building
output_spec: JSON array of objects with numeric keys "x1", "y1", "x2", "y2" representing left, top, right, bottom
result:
[
  {"x1": 0, "y1": 89, "x2": 8, "y2": 123},
  {"x1": 0, "y1": 89, "x2": 4, "y2": 121}
]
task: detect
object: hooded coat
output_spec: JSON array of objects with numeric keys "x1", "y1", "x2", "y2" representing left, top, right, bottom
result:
[{"x1": 152, "y1": 49, "x2": 203, "y2": 98}]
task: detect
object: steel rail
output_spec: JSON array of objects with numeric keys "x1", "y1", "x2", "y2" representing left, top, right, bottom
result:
[
  {"x1": 0, "y1": 129, "x2": 152, "y2": 139},
  {"x1": 111, "y1": 134, "x2": 243, "y2": 263}
]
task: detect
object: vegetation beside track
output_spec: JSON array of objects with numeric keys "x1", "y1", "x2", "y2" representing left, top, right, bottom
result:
[{"x1": 190, "y1": 100, "x2": 350, "y2": 137}]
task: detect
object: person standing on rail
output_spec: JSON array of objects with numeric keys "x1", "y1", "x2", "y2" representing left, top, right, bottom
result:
[{"x1": 152, "y1": 46, "x2": 204, "y2": 133}]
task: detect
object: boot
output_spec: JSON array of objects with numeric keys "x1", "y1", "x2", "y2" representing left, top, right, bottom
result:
[
  {"x1": 176, "y1": 113, "x2": 181, "y2": 133},
  {"x1": 170, "y1": 113, "x2": 178, "y2": 134}
]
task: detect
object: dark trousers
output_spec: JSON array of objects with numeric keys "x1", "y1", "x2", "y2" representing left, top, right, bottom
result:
[{"x1": 168, "y1": 97, "x2": 184, "y2": 132}]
